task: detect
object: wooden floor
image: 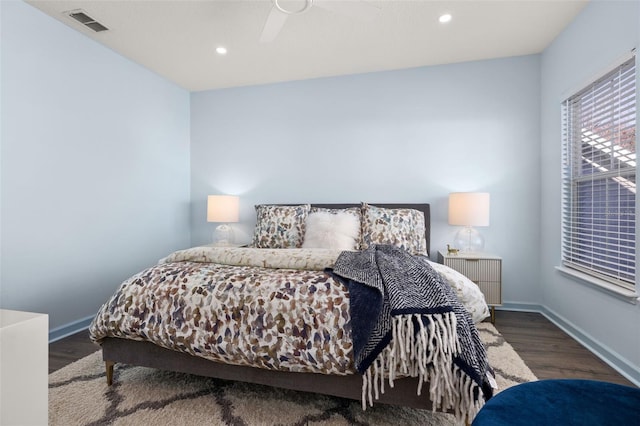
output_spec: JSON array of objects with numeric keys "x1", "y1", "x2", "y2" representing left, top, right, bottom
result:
[
  {"x1": 49, "y1": 328, "x2": 97, "y2": 374},
  {"x1": 49, "y1": 310, "x2": 636, "y2": 387},
  {"x1": 494, "y1": 311, "x2": 634, "y2": 386}
]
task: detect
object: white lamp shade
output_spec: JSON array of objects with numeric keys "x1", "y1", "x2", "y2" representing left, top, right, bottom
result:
[
  {"x1": 207, "y1": 195, "x2": 239, "y2": 223},
  {"x1": 448, "y1": 192, "x2": 490, "y2": 227}
]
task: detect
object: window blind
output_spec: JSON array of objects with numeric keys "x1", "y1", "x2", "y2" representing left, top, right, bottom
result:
[{"x1": 562, "y1": 56, "x2": 636, "y2": 290}]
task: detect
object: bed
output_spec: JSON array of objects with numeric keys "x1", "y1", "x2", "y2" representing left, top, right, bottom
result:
[{"x1": 89, "y1": 203, "x2": 493, "y2": 420}]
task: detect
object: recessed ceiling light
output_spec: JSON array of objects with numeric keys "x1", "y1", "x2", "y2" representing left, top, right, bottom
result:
[
  {"x1": 216, "y1": 46, "x2": 227, "y2": 55},
  {"x1": 439, "y1": 14, "x2": 452, "y2": 24}
]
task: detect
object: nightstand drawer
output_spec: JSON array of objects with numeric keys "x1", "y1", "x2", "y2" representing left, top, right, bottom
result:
[
  {"x1": 438, "y1": 251, "x2": 502, "y2": 323},
  {"x1": 443, "y1": 258, "x2": 501, "y2": 282},
  {"x1": 477, "y1": 281, "x2": 502, "y2": 305}
]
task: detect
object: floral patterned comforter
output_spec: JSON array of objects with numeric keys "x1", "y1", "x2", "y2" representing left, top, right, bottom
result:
[
  {"x1": 90, "y1": 247, "x2": 355, "y2": 375},
  {"x1": 89, "y1": 246, "x2": 489, "y2": 375}
]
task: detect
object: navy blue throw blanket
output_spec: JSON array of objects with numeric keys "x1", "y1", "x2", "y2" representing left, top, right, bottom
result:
[{"x1": 327, "y1": 245, "x2": 493, "y2": 419}]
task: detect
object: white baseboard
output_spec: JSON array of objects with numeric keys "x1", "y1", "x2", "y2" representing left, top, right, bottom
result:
[
  {"x1": 498, "y1": 302, "x2": 640, "y2": 387},
  {"x1": 498, "y1": 302, "x2": 540, "y2": 312},
  {"x1": 48, "y1": 315, "x2": 93, "y2": 343}
]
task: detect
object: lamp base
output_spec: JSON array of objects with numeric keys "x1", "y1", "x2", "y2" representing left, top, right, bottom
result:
[
  {"x1": 454, "y1": 226, "x2": 485, "y2": 252},
  {"x1": 213, "y1": 224, "x2": 234, "y2": 247}
]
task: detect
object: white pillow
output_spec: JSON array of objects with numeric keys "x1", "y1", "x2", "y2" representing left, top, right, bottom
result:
[
  {"x1": 302, "y1": 211, "x2": 360, "y2": 250},
  {"x1": 427, "y1": 260, "x2": 490, "y2": 323}
]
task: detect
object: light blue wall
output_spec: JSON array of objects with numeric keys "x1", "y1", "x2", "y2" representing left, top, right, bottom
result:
[
  {"x1": 540, "y1": 0, "x2": 640, "y2": 383},
  {"x1": 5, "y1": 0, "x2": 636, "y2": 384},
  {"x1": 191, "y1": 55, "x2": 542, "y2": 305},
  {"x1": 0, "y1": 1, "x2": 191, "y2": 330}
]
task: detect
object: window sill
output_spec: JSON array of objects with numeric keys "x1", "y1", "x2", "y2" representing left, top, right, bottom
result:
[{"x1": 555, "y1": 266, "x2": 639, "y2": 304}]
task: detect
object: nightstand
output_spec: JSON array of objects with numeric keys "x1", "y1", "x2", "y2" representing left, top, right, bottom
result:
[{"x1": 437, "y1": 251, "x2": 502, "y2": 323}]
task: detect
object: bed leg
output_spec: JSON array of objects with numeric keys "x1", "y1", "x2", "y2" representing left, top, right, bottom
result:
[{"x1": 105, "y1": 361, "x2": 115, "y2": 386}]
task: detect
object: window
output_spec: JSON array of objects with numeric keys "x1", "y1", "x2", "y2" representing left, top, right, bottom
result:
[{"x1": 561, "y1": 56, "x2": 636, "y2": 292}]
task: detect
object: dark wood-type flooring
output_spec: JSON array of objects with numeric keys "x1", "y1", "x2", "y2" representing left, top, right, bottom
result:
[{"x1": 49, "y1": 310, "x2": 636, "y2": 387}]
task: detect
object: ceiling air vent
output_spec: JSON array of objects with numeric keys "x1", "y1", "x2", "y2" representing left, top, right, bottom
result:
[{"x1": 65, "y1": 9, "x2": 109, "y2": 32}]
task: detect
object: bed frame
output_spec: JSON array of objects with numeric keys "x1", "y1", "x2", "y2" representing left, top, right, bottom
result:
[{"x1": 101, "y1": 203, "x2": 433, "y2": 410}]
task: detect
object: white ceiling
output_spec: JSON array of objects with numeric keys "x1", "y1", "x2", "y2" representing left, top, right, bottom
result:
[{"x1": 26, "y1": 0, "x2": 588, "y2": 92}]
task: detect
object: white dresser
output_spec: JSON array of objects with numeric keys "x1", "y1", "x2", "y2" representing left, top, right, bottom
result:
[{"x1": 0, "y1": 309, "x2": 49, "y2": 425}]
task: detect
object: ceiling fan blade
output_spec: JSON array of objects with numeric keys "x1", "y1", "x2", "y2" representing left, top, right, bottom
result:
[
  {"x1": 260, "y1": 6, "x2": 289, "y2": 43},
  {"x1": 314, "y1": 1, "x2": 381, "y2": 21}
]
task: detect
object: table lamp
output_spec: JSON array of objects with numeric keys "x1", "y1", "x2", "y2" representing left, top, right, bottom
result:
[
  {"x1": 207, "y1": 195, "x2": 240, "y2": 246},
  {"x1": 448, "y1": 192, "x2": 490, "y2": 252}
]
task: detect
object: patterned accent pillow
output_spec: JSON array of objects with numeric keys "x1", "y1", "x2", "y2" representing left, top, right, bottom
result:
[
  {"x1": 361, "y1": 203, "x2": 428, "y2": 255},
  {"x1": 310, "y1": 207, "x2": 363, "y2": 249},
  {"x1": 251, "y1": 204, "x2": 311, "y2": 248}
]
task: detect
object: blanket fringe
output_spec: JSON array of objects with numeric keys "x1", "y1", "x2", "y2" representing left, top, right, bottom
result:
[{"x1": 361, "y1": 313, "x2": 484, "y2": 421}]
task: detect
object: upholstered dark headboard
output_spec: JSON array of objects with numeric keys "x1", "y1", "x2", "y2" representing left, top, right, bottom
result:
[{"x1": 305, "y1": 203, "x2": 431, "y2": 256}]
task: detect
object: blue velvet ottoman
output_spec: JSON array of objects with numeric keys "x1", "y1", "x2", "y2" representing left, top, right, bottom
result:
[{"x1": 472, "y1": 379, "x2": 640, "y2": 426}]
